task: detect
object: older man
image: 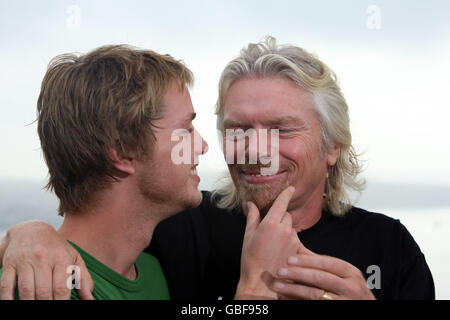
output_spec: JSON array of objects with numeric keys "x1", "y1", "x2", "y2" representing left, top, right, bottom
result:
[{"x1": 0, "y1": 37, "x2": 434, "y2": 300}]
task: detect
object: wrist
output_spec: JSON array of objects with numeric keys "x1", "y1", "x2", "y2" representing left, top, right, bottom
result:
[
  {"x1": 8, "y1": 220, "x2": 52, "y2": 236},
  {"x1": 235, "y1": 274, "x2": 277, "y2": 300}
]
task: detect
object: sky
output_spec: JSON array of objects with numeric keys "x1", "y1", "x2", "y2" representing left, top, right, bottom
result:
[{"x1": 1, "y1": 0, "x2": 449, "y2": 189}]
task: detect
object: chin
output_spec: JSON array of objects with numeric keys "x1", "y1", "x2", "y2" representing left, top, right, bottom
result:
[
  {"x1": 236, "y1": 178, "x2": 288, "y2": 217},
  {"x1": 183, "y1": 188, "x2": 203, "y2": 209}
]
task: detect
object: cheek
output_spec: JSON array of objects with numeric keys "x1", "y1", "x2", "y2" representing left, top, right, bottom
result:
[
  {"x1": 152, "y1": 142, "x2": 186, "y2": 180},
  {"x1": 279, "y1": 138, "x2": 320, "y2": 171},
  {"x1": 278, "y1": 139, "x2": 304, "y2": 166}
]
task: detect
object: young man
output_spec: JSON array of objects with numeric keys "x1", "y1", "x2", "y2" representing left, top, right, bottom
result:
[
  {"x1": 0, "y1": 44, "x2": 209, "y2": 299},
  {"x1": 0, "y1": 37, "x2": 434, "y2": 300}
]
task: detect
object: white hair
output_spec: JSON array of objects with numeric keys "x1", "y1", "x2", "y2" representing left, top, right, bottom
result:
[{"x1": 213, "y1": 36, "x2": 365, "y2": 216}]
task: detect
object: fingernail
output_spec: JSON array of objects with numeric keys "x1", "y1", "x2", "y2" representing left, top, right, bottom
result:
[
  {"x1": 288, "y1": 256, "x2": 299, "y2": 265},
  {"x1": 289, "y1": 186, "x2": 295, "y2": 194},
  {"x1": 274, "y1": 282, "x2": 285, "y2": 289},
  {"x1": 278, "y1": 268, "x2": 288, "y2": 276}
]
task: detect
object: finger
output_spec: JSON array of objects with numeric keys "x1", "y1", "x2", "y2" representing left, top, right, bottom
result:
[
  {"x1": 276, "y1": 265, "x2": 345, "y2": 295},
  {"x1": 265, "y1": 186, "x2": 295, "y2": 223},
  {"x1": 273, "y1": 280, "x2": 337, "y2": 300},
  {"x1": 33, "y1": 263, "x2": 53, "y2": 300},
  {"x1": 52, "y1": 263, "x2": 72, "y2": 300},
  {"x1": 17, "y1": 263, "x2": 36, "y2": 300},
  {"x1": 74, "y1": 255, "x2": 94, "y2": 300},
  {"x1": 277, "y1": 293, "x2": 296, "y2": 300},
  {"x1": 244, "y1": 201, "x2": 261, "y2": 234},
  {"x1": 0, "y1": 265, "x2": 17, "y2": 300},
  {"x1": 287, "y1": 254, "x2": 355, "y2": 278}
]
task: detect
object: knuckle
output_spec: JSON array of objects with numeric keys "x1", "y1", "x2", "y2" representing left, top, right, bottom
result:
[
  {"x1": 312, "y1": 288, "x2": 324, "y2": 300},
  {"x1": 3, "y1": 252, "x2": 21, "y2": 265},
  {"x1": 330, "y1": 278, "x2": 344, "y2": 294},
  {"x1": 312, "y1": 272, "x2": 324, "y2": 286},
  {"x1": 54, "y1": 286, "x2": 70, "y2": 297},
  {"x1": 54, "y1": 253, "x2": 73, "y2": 266},
  {"x1": 264, "y1": 220, "x2": 277, "y2": 230},
  {"x1": 36, "y1": 287, "x2": 52, "y2": 299},
  {"x1": 1, "y1": 259, "x2": 16, "y2": 271},
  {"x1": 17, "y1": 284, "x2": 33, "y2": 297},
  {"x1": 357, "y1": 272, "x2": 365, "y2": 283},
  {"x1": 0, "y1": 279, "x2": 10, "y2": 291},
  {"x1": 345, "y1": 280, "x2": 363, "y2": 297},
  {"x1": 348, "y1": 263, "x2": 361, "y2": 276},
  {"x1": 34, "y1": 247, "x2": 49, "y2": 262},
  {"x1": 346, "y1": 285, "x2": 358, "y2": 297}
]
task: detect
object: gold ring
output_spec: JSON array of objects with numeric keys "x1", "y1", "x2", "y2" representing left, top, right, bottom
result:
[{"x1": 319, "y1": 290, "x2": 333, "y2": 300}]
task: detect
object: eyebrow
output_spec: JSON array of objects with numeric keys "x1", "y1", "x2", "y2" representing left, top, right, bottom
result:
[
  {"x1": 177, "y1": 112, "x2": 196, "y2": 126},
  {"x1": 223, "y1": 116, "x2": 306, "y2": 128}
]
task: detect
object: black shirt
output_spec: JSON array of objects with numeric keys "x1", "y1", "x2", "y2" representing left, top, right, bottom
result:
[{"x1": 146, "y1": 191, "x2": 435, "y2": 300}]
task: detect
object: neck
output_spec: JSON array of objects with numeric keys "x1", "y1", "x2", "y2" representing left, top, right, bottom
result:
[
  {"x1": 289, "y1": 180, "x2": 327, "y2": 233},
  {"x1": 58, "y1": 182, "x2": 168, "y2": 280}
]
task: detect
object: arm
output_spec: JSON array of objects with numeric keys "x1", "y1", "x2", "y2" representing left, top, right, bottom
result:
[{"x1": 0, "y1": 220, "x2": 94, "y2": 300}]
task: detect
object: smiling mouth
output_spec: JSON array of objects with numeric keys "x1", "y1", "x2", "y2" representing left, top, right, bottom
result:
[
  {"x1": 189, "y1": 165, "x2": 200, "y2": 183},
  {"x1": 239, "y1": 168, "x2": 286, "y2": 184}
]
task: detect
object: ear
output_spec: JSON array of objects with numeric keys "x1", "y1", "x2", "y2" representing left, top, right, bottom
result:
[
  {"x1": 326, "y1": 142, "x2": 340, "y2": 166},
  {"x1": 106, "y1": 145, "x2": 136, "y2": 176}
]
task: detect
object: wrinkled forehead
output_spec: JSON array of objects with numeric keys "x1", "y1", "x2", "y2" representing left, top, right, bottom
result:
[{"x1": 221, "y1": 77, "x2": 316, "y2": 129}]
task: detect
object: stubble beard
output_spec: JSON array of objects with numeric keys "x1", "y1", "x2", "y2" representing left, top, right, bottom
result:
[
  {"x1": 233, "y1": 166, "x2": 292, "y2": 218},
  {"x1": 137, "y1": 167, "x2": 202, "y2": 214}
]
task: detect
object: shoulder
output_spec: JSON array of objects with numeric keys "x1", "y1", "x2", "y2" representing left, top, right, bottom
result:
[
  {"x1": 339, "y1": 206, "x2": 404, "y2": 234},
  {"x1": 343, "y1": 206, "x2": 398, "y2": 223},
  {"x1": 342, "y1": 206, "x2": 424, "y2": 257},
  {"x1": 344, "y1": 208, "x2": 434, "y2": 299}
]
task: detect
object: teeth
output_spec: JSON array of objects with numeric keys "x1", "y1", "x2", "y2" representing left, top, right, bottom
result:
[
  {"x1": 190, "y1": 169, "x2": 197, "y2": 175},
  {"x1": 249, "y1": 173, "x2": 277, "y2": 177}
]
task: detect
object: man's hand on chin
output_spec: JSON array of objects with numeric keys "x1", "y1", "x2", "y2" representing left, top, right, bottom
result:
[{"x1": 235, "y1": 186, "x2": 303, "y2": 300}]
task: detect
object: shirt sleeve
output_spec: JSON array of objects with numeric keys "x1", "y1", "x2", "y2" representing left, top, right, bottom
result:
[{"x1": 397, "y1": 221, "x2": 435, "y2": 299}]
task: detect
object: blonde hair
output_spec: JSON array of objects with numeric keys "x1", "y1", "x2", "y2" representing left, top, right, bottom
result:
[
  {"x1": 213, "y1": 36, "x2": 364, "y2": 216},
  {"x1": 38, "y1": 44, "x2": 193, "y2": 215}
]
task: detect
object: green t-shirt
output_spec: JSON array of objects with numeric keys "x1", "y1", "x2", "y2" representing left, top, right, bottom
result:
[{"x1": 0, "y1": 241, "x2": 170, "y2": 300}]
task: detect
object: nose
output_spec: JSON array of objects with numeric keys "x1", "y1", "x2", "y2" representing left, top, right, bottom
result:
[
  {"x1": 246, "y1": 129, "x2": 259, "y2": 163},
  {"x1": 245, "y1": 128, "x2": 276, "y2": 164},
  {"x1": 200, "y1": 137, "x2": 209, "y2": 155},
  {"x1": 194, "y1": 128, "x2": 208, "y2": 156}
]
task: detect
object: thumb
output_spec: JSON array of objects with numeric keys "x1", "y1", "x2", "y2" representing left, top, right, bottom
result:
[
  {"x1": 245, "y1": 201, "x2": 261, "y2": 234},
  {"x1": 297, "y1": 239, "x2": 314, "y2": 255}
]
